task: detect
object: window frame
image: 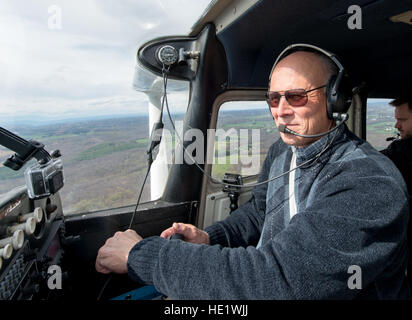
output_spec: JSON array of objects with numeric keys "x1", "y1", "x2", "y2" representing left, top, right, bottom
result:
[
  {"x1": 207, "y1": 89, "x2": 269, "y2": 183},
  {"x1": 196, "y1": 89, "x2": 267, "y2": 227}
]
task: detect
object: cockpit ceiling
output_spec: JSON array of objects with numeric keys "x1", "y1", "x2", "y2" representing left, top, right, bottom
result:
[{"x1": 204, "y1": 0, "x2": 412, "y2": 98}]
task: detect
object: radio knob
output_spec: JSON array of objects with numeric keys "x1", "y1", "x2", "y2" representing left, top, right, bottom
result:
[
  {"x1": 8, "y1": 217, "x2": 36, "y2": 236},
  {"x1": 0, "y1": 244, "x2": 12, "y2": 259},
  {"x1": 19, "y1": 207, "x2": 43, "y2": 224},
  {"x1": 0, "y1": 230, "x2": 24, "y2": 250}
]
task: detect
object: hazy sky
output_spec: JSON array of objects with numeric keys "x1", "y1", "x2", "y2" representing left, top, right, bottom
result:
[{"x1": 0, "y1": 0, "x2": 210, "y2": 123}]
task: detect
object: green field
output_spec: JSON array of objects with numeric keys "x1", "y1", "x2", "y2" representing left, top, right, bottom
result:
[
  {"x1": 0, "y1": 161, "x2": 35, "y2": 180},
  {"x1": 366, "y1": 121, "x2": 395, "y2": 133},
  {"x1": 75, "y1": 139, "x2": 148, "y2": 161}
]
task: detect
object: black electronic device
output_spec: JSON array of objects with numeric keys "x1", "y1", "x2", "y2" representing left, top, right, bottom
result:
[
  {"x1": 24, "y1": 158, "x2": 64, "y2": 200},
  {"x1": 0, "y1": 127, "x2": 64, "y2": 200},
  {"x1": 222, "y1": 173, "x2": 243, "y2": 213}
]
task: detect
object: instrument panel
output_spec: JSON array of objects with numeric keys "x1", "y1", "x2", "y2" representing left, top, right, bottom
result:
[{"x1": 0, "y1": 186, "x2": 65, "y2": 300}]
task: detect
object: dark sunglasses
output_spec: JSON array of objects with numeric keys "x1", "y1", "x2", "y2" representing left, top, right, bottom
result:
[{"x1": 266, "y1": 85, "x2": 326, "y2": 108}]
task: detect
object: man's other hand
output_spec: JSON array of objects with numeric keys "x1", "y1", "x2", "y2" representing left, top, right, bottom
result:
[
  {"x1": 160, "y1": 222, "x2": 209, "y2": 245},
  {"x1": 95, "y1": 229, "x2": 143, "y2": 274}
]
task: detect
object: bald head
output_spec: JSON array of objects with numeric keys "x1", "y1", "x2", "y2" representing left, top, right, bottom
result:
[{"x1": 270, "y1": 51, "x2": 337, "y2": 88}]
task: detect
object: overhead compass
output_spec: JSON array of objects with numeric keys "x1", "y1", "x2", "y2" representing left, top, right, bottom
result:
[{"x1": 157, "y1": 45, "x2": 178, "y2": 66}]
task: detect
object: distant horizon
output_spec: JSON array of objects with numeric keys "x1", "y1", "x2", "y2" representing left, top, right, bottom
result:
[
  {"x1": 0, "y1": 111, "x2": 178, "y2": 127},
  {"x1": 0, "y1": 107, "x2": 265, "y2": 127},
  {"x1": 0, "y1": 98, "x2": 391, "y2": 128}
]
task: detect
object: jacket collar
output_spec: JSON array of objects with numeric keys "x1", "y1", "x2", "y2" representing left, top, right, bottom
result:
[{"x1": 291, "y1": 123, "x2": 347, "y2": 165}]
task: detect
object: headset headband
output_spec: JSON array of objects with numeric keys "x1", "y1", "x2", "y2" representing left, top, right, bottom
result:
[{"x1": 268, "y1": 43, "x2": 345, "y2": 91}]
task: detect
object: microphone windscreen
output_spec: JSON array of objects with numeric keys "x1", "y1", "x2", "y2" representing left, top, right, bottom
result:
[{"x1": 278, "y1": 124, "x2": 286, "y2": 133}]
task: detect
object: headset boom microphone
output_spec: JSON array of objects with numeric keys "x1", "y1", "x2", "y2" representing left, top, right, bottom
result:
[{"x1": 277, "y1": 113, "x2": 348, "y2": 138}]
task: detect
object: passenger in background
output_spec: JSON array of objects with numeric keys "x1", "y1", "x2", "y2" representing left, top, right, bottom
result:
[{"x1": 382, "y1": 95, "x2": 412, "y2": 283}]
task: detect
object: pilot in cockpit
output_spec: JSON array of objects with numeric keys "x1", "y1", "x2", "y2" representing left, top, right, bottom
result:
[{"x1": 95, "y1": 44, "x2": 411, "y2": 300}]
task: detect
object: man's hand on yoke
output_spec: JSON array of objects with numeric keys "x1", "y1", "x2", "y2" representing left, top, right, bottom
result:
[{"x1": 95, "y1": 229, "x2": 143, "y2": 274}]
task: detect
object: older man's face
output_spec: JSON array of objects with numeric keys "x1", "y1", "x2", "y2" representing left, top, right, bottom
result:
[
  {"x1": 269, "y1": 52, "x2": 333, "y2": 147},
  {"x1": 394, "y1": 103, "x2": 412, "y2": 139}
]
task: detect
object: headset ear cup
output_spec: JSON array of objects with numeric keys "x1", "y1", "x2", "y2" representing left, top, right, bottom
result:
[
  {"x1": 326, "y1": 74, "x2": 353, "y2": 119},
  {"x1": 326, "y1": 75, "x2": 337, "y2": 120},
  {"x1": 337, "y1": 75, "x2": 353, "y2": 115}
]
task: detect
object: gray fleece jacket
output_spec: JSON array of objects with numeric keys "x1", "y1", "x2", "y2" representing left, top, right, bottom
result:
[{"x1": 127, "y1": 125, "x2": 411, "y2": 299}]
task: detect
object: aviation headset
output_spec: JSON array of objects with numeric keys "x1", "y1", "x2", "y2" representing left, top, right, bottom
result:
[{"x1": 268, "y1": 43, "x2": 353, "y2": 120}]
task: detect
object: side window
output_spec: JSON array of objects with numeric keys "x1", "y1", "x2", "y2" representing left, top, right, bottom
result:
[
  {"x1": 211, "y1": 101, "x2": 279, "y2": 180},
  {"x1": 0, "y1": 85, "x2": 189, "y2": 216},
  {"x1": 0, "y1": 2, "x2": 209, "y2": 217},
  {"x1": 366, "y1": 98, "x2": 396, "y2": 151}
]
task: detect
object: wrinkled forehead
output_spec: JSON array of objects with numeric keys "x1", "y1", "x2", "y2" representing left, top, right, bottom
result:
[
  {"x1": 269, "y1": 66, "x2": 312, "y2": 91},
  {"x1": 269, "y1": 52, "x2": 328, "y2": 90}
]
